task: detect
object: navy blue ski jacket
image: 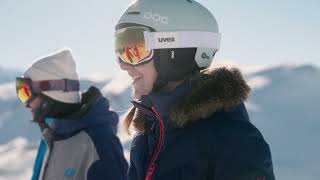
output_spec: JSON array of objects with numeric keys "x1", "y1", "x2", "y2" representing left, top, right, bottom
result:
[{"x1": 127, "y1": 67, "x2": 275, "y2": 180}]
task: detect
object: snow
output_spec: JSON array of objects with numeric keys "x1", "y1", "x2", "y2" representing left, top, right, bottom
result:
[
  {"x1": 0, "y1": 137, "x2": 36, "y2": 180},
  {"x1": 0, "y1": 83, "x2": 16, "y2": 100},
  {"x1": 101, "y1": 71, "x2": 131, "y2": 96},
  {"x1": 247, "y1": 75, "x2": 271, "y2": 90}
]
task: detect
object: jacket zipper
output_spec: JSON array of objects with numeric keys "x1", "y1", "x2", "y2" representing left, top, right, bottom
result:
[{"x1": 145, "y1": 106, "x2": 165, "y2": 180}]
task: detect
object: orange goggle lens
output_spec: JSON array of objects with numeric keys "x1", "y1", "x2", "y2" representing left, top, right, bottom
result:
[
  {"x1": 16, "y1": 79, "x2": 33, "y2": 103},
  {"x1": 115, "y1": 26, "x2": 154, "y2": 65}
]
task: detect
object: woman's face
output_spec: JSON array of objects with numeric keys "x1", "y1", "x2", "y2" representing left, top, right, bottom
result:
[
  {"x1": 26, "y1": 96, "x2": 42, "y2": 118},
  {"x1": 119, "y1": 60, "x2": 158, "y2": 100}
]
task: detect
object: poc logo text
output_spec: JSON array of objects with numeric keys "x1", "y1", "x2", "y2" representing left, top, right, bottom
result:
[{"x1": 143, "y1": 12, "x2": 169, "y2": 24}]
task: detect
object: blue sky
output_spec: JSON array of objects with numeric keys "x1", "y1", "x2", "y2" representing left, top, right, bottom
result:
[{"x1": 0, "y1": 0, "x2": 319, "y2": 77}]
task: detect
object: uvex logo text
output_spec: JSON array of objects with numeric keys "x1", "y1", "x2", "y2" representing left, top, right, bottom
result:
[{"x1": 158, "y1": 37, "x2": 175, "y2": 42}]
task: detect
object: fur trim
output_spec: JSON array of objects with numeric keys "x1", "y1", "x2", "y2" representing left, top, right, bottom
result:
[
  {"x1": 131, "y1": 66, "x2": 251, "y2": 130},
  {"x1": 170, "y1": 66, "x2": 251, "y2": 127}
]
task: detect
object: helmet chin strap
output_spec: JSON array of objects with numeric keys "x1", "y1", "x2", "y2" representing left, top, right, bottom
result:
[
  {"x1": 152, "y1": 48, "x2": 200, "y2": 92},
  {"x1": 152, "y1": 49, "x2": 170, "y2": 92}
]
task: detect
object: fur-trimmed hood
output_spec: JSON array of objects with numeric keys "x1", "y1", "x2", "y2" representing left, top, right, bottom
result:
[{"x1": 131, "y1": 66, "x2": 251, "y2": 131}]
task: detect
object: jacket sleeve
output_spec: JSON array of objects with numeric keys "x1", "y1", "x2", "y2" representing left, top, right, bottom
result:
[
  {"x1": 127, "y1": 132, "x2": 146, "y2": 180},
  {"x1": 87, "y1": 158, "x2": 127, "y2": 180},
  {"x1": 86, "y1": 131, "x2": 128, "y2": 180},
  {"x1": 127, "y1": 160, "x2": 138, "y2": 180},
  {"x1": 211, "y1": 122, "x2": 275, "y2": 180}
]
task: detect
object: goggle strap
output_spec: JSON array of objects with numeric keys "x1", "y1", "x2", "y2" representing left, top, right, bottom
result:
[
  {"x1": 144, "y1": 31, "x2": 221, "y2": 50},
  {"x1": 31, "y1": 79, "x2": 80, "y2": 93}
]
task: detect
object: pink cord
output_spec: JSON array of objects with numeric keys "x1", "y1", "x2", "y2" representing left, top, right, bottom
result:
[{"x1": 145, "y1": 106, "x2": 165, "y2": 180}]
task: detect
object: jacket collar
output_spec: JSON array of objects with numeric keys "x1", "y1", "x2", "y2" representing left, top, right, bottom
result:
[
  {"x1": 53, "y1": 86, "x2": 118, "y2": 140},
  {"x1": 132, "y1": 66, "x2": 251, "y2": 130}
]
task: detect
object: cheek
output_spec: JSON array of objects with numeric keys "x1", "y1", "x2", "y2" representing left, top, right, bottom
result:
[
  {"x1": 135, "y1": 60, "x2": 158, "y2": 92},
  {"x1": 143, "y1": 70, "x2": 157, "y2": 89},
  {"x1": 143, "y1": 77, "x2": 153, "y2": 90},
  {"x1": 29, "y1": 97, "x2": 42, "y2": 110}
]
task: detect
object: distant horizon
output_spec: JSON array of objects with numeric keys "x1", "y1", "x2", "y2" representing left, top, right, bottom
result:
[{"x1": 2, "y1": 61, "x2": 319, "y2": 80}]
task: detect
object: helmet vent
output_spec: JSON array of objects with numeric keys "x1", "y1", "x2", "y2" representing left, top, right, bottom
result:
[
  {"x1": 127, "y1": 11, "x2": 141, "y2": 15},
  {"x1": 186, "y1": 0, "x2": 193, "y2": 3}
]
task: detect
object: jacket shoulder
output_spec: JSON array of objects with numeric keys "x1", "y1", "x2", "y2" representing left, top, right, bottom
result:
[
  {"x1": 207, "y1": 104, "x2": 275, "y2": 180},
  {"x1": 85, "y1": 125, "x2": 128, "y2": 180},
  {"x1": 85, "y1": 124, "x2": 123, "y2": 160}
]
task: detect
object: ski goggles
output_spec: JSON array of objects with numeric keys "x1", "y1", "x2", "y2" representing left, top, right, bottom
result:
[
  {"x1": 115, "y1": 26, "x2": 154, "y2": 66},
  {"x1": 115, "y1": 26, "x2": 221, "y2": 66},
  {"x1": 16, "y1": 77, "x2": 80, "y2": 103}
]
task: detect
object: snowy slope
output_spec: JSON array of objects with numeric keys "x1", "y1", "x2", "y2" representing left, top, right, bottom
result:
[
  {"x1": 0, "y1": 138, "x2": 37, "y2": 180},
  {"x1": 0, "y1": 64, "x2": 319, "y2": 179},
  {"x1": 245, "y1": 64, "x2": 320, "y2": 180}
]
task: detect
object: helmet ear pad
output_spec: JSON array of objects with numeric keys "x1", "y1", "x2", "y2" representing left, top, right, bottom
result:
[
  {"x1": 195, "y1": 48, "x2": 217, "y2": 68},
  {"x1": 152, "y1": 48, "x2": 201, "y2": 91}
]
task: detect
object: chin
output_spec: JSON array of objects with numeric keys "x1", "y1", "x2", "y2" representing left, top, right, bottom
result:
[
  {"x1": 131, "y1": 90, "x2": 141, "y2": 100},
  {"x1": 132, "y1": 90, "x2": 150, "y2": 100},
  {"x1": 131, "y1": 86, "x2": 152, "y2": 100}
]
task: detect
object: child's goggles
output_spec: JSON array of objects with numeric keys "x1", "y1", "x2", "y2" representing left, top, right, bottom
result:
[{"x1": 15, "y1": 77, "x2": 80, "y2": 103}]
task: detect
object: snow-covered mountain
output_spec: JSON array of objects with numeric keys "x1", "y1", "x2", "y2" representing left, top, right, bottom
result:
[
  {"x1": 245, "y1": 64, "x2": 320, "y2": 180},
  {"x1": 0, "y1": 64, "x2": 319, "y2": 180},
  {"x1": 0, "y1": 137, "x2": 37, "y2": 180}
]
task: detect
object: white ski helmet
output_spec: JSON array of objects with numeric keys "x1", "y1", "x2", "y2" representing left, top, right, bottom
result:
[{"x1": 116, "y1": 0, "x2": 221, "y2": 84}]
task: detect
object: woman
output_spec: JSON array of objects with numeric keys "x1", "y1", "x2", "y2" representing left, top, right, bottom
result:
[{"x1": 115, "y1": 0, "x2": 275, "y2": 179}]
